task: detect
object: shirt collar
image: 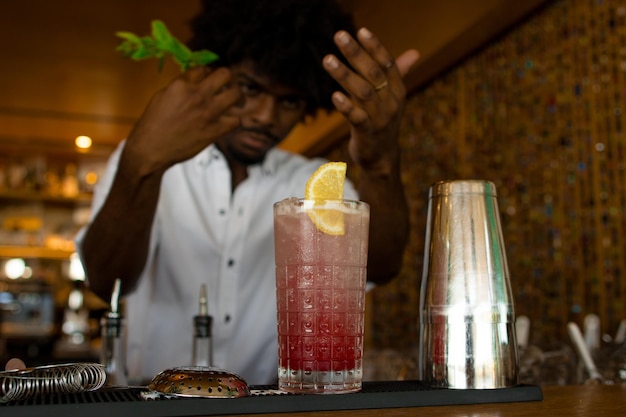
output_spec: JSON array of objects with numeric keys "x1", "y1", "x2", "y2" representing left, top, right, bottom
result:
[{"x1": 197, "y1": 144, "x2": 279, "y2": 177}]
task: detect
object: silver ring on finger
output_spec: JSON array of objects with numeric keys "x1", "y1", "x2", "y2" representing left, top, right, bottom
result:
[{"x1": 374, "y1": 80, "x2": 388, "y2": 92}]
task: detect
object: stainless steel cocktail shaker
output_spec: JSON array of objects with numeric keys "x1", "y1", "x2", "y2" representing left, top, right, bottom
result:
[{"x1": 418, "y1": 180, "x2": 519, "y2": 389}]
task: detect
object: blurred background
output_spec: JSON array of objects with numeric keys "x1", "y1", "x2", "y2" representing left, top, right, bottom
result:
[{"x1": 2, "y1": 0, "x2": 625, "y2": 385}]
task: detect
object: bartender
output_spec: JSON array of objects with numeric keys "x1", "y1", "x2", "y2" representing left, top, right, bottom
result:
[{"x1": 76, "y1": 0, "x2": 418, "y2": 385}]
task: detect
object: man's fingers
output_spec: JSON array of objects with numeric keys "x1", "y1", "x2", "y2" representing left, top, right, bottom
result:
[
  {"x1": 395, "y1": 49, "x2": 420, "y2": 78},
  {"x1": 183, "y1": 66, "x2": 212, "y2": 83}
]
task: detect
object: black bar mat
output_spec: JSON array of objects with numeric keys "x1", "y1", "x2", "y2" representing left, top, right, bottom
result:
[{"x1": 0, "y1": 380, "x2": 543, "y2": 417}]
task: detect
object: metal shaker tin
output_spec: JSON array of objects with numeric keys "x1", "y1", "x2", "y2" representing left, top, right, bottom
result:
[{"x1": 418, "y1": 180, "x2": 519, "y2": 389}]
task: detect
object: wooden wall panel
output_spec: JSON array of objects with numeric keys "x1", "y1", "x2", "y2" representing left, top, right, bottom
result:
[{"x1": 331, "y1": 0, "x2": 626, "y2": 365}]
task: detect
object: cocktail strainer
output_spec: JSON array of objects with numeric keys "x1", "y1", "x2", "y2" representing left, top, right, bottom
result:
[
  {"x1": 0, "y1": 362, "x2": 107, "y2": 403},
  {"x1": 147, "y1": 366, "x2": 250, "y2": 398}
]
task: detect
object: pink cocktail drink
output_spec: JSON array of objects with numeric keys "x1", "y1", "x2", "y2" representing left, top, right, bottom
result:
[{"x1": 274, "y1": 198, "x2": 369, "y2": 394}]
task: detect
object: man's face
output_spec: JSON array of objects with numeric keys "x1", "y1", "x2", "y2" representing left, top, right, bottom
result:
[{"x1": 215, "y1": 61, "x2": 308, "y2": 165}]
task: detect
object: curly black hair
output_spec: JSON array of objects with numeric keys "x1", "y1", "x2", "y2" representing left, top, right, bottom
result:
[{"x1": 187, "y1": 0, "x2": 356, "y2": 116}]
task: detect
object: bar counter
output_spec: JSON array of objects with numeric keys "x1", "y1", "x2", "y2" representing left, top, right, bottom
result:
[
  {"x1": 5, "y1": 382, "x2": 625, "y2": 416},
  {"x1": 223, "y1": 384, "x2": 625, "y2": 417}
]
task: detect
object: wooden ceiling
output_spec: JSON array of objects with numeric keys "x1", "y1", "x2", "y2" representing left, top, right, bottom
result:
[{"x1": 0, "y1": 0, "x2": 551, "y2": 156}]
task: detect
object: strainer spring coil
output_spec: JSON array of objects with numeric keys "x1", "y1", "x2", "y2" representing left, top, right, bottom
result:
[{"x1": 0, "y1": 362, "x2": 107, "y2": 403}]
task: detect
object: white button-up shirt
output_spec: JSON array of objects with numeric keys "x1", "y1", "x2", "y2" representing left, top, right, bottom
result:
[{"x1": 76, "y1": 143, "x2": 357, "y2": 385}]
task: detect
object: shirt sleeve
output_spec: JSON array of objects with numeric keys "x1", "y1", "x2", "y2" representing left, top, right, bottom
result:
[
  {"x1": 73, "y1": 141, "x2": 125, "y2": 256},
  {"x1": 73, "y1": 140, "x2": 159, "y2": 285}
]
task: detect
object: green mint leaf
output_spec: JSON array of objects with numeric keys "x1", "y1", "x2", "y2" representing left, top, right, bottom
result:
[
  {"x1": 189, "y1": 50, "x2": 220, "y2": 66},
  {"x1": 168, "y1": 37, "x2": 192, "y2": 63},
  {"x1": 151, "y1": 20, "x2": 172, "y2": 44},
  {"x1": 115, "y1": 20, "x2": 219, "y2": 72}
]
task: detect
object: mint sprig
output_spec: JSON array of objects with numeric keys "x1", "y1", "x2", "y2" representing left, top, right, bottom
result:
[{"x1": 116, "y1": 20, "x2": 219, "y2": 72}]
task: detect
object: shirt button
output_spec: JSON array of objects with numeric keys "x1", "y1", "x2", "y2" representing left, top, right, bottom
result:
[
  {"x1": 227, "y1": 259, "x2": 235, "y2": 267},
  {"x1": 219, "y1": 209, "x2": 226, "y2": 215},
  {"x1": 225, "y1": 315, "x2": 231, "y2": 323}
]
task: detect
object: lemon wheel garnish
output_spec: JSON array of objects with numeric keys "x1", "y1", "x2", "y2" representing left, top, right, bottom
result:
[{"x1": 304, "y1": 162, "x2": 347, "y2": 235}]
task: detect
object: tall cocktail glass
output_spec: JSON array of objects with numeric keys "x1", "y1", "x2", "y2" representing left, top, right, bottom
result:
[{"x1": 273, "y1": 198, "x2": 369, "y2": 394}]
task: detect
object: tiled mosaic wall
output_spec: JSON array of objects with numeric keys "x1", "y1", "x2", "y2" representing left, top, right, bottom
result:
[{"x1": 328, "y1": 0, "x2": 626, "y2": 352}]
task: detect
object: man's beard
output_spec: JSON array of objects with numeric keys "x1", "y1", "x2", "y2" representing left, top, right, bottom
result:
[
  {"x1": 229, "y1": 146, "x2": 266, "y2": 165},
  {"x1": 218, "y1": 127, "x2": 282, "y2": 166}
]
